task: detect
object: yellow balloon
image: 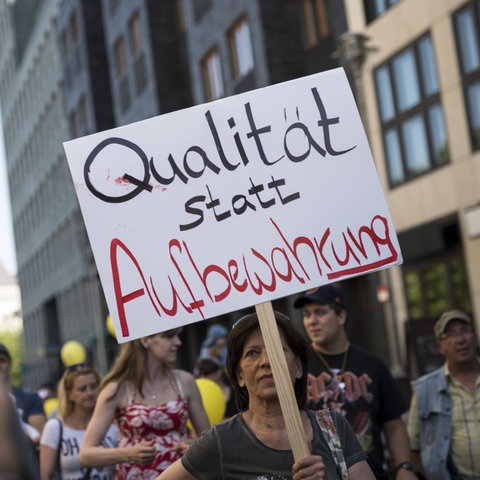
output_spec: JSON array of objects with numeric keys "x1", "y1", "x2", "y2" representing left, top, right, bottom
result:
[
  {"x1": 196, "y1": 378, "x2": 226, "y2": 425},
  {"x1": 44, "y1": 397, "x2": 59, "y2": 417},
  {"x1": 60, "y1": 340, "x2": 86, "y2": 367},
  {"x1": 106, "y1": 314, "x2": 116, "y2": 338}
]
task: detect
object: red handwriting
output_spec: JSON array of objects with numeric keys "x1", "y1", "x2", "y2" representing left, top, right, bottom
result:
[{"x1": 111, "y1": 214, "x2": 398, "y2": 336}]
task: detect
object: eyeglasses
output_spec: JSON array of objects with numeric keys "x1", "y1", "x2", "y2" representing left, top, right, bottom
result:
[
  {"x1": 439, "y1": 327, "x2": 474, "y2": 341},
  {"x1": 66, "y1": 362, "x2": 90, "y2": 372}
]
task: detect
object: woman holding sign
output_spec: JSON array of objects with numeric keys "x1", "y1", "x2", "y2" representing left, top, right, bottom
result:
[
  {"x1": 78, "y1": 328, "x2": 210, "y2": 479},
  {"x1": 156, "y1": 312, "x2": 375, "y2": 480}
]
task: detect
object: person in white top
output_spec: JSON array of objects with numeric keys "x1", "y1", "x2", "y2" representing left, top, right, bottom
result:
[{"x1": 39, "y1": 363, "x2": 118, "y2": 480}]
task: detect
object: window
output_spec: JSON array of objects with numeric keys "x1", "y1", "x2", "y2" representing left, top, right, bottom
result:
[
  {"x1": 70, "y1": 11, "x2": 79, "y2": 43},
  {"x1": 364, "y1": 0, "x2": 401, "y2": 23},
  {"x1": 404, "y1": 254, "x2": 471, "y2": 320},
  {"x1": 453, "y1": 1, "x2": 480, "y2": 150},
  {"x1": 202, "y1": 50, "x2": 224, "y2": 101},
  {"x1": 128, "y1": 13, "x2": 147, "y2": 94},
  {"x1": 78, "y1": 96, "x2": 88, "y2": 136},
  {"x1": 114, "y1": 37, "x2": 130, "y2": 109},
  {"x1": 60, "y1": 30, "x2": 68, "y2": 59},
  {"x1": 128, "y1": 13, "x2": 142, "y2": 57},
  {"x1": 60, "y1": 30, "x2": 71, "y2": 85},
  {"x1": 302, "y1": 0, "x2": 329, "y2": 48},
  {"x1": 375, "y1": 34, "x2": 448, "y2": 187},
  {"x1": 401, "y1": 218, "x2": 471, "y2": 321},
  {"x1": 229, "y1": 18, "x2": 254, "y2": 80},
  {"x1": 114, "y1": 37, "x2": 127, "y2": 78},
  {"x1": 193, "y1": 0, "x2": 212, "y2": 20},
  {"x1": 69, "y1": 111, "x2": 78, "y2": 138},
  {"x1": 60, "y1": 10, "x2": 82, "y2": 83}
]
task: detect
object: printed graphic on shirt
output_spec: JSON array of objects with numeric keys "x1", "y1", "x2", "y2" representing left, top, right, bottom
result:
[
  {"x1": 60, "y1": 431, "x2": 117, "y2": 480},
  {"x1": 307, "y1": 369, "x2": 374, "y2": 453}
]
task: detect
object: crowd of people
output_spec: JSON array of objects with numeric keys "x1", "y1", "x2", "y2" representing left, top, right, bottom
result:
[{"x1": 0, "y1": 283, "x2": 478, "y2": 479}]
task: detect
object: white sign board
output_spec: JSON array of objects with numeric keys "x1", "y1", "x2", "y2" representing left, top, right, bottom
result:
[{"x1": 64, "y1": 68, "x2": 402, "y2": 342}]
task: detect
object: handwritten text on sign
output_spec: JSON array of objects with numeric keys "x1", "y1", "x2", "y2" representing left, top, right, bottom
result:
[{"x1": 64, "y1": 68, "x2": 402, "y2": 342}]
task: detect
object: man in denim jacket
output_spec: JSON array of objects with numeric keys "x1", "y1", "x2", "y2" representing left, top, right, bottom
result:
[{"x1": 407, "y1": 310, "x2": 480, "y2": 479}]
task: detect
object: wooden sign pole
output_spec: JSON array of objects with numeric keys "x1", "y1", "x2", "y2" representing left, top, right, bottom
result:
[{"x1": 255, "y1": 301, "x2": 310, "y2": 460}]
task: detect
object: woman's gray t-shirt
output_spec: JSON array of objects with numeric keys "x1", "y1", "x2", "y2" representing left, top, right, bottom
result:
[{"x1": 181, "y1": 409, "x2": 366, "y2": 479}]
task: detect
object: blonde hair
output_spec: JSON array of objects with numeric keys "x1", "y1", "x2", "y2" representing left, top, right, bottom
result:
[
  {"x1": 57, "y1": 364, "x2": 101, "y2": 418},
  {"x1": 101, "y1": 328, "x2": 183, "y2": 400}
]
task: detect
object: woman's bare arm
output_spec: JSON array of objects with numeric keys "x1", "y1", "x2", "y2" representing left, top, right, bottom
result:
[{"x1": 79, "y1": 382, "x2": 156, "y2": 467}]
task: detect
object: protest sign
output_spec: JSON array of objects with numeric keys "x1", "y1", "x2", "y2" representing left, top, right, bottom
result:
[{"x1": 64, "y1": 67, "x2": 402, "y2": 343}]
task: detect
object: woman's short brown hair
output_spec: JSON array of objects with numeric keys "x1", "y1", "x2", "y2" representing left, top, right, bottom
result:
[{"x1": 226, "y1": 311, "x2": 308, "y2": 412}]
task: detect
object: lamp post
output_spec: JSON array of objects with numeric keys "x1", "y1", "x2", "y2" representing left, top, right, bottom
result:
[{"x1": 332, "y1": 33, "x2": 376, "y2": 135}]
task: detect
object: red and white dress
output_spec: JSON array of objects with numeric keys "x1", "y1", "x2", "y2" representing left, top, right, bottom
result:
[{"x1": 115, "y1": 375, "x2": 189, "y2": 479}]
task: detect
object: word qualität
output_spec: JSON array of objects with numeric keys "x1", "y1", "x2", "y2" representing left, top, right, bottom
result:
[{"x1": 84, "y1": 87, "x2": 355, "y2": 231}]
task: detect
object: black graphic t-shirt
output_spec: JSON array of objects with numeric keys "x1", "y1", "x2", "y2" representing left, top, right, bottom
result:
[{"x1": 306, "y1": 344, "x2": 407, "y2": 479}]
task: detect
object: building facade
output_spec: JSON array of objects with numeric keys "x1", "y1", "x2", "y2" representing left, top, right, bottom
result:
[
  {"x1": 344, "y1": 0, "x2": 480, "y2": 376},
  {"x1": 0, "y1": 0, "x2": 477, "y2": 388}
]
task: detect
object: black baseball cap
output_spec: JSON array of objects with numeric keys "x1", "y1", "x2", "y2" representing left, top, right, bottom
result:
[{"x1": 294, "y1": 284, "x2": 346, "y2": 309}]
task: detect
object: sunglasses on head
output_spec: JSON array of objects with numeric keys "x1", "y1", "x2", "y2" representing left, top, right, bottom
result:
[{"x1": 66, "y1": 362, "x2": 90, "y2": 372}]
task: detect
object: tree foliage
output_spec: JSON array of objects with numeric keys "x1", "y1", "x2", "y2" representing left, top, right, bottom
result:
[{"x1": 0, "y1": 329, "x2": 24, "y2": 386}]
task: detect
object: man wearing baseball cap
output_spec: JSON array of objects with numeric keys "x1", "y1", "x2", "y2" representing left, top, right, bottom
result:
[
  {"x1": 295, "y1": 284, "x2": 418, "y2": 480},
  {"x1": 407, "y1": 310, "x2": 479, "y2": 480}
]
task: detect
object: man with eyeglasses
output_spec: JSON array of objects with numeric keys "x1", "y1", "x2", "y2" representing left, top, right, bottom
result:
[{"x1": 407, "y1": 310, "x2": 480, "y2": 480}]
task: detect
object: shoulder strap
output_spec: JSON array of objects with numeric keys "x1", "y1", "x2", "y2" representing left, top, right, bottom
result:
[
  {"x1": 126, "y1": 381, "x2": 135, "y2": 404},
  {"x1": 56, "y1": 418, "x2": 91, "y2": 480},
  {"x1": 315, "y1": 409, "x2": 348, "y2": 480},
  {"x1": 170, "y1": 370, "x2": 185, "y2": 399},
  {"x1": 56, "y1": 418, "x2": 63, "y2": 479}
]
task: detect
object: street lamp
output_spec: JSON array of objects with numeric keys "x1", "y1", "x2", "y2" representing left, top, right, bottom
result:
[{"x1": 332, "y1": 33, "x2": 377, "y2": 135}]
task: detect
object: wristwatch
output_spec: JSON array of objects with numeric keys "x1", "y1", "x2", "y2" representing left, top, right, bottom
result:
[{"x1": 396, "y1": 461, "x2": 415, "y2": 472}]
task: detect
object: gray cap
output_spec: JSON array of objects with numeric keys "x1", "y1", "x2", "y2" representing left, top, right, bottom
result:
[{"x1": 434, "y1": 310, "x2": 472, "y2": 339}]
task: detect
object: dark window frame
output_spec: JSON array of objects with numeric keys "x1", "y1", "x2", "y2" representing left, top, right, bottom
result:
[
  {"x1": 193, "y1": 0, "x2": 212, "y2": 21},
  {"x1": 374, "y1": 32, "x2": 449, "y2": 188},
  {"x1": 452, "y1": 0, "x2": 480, "y2": 150},
  {"x1": 363, "y1": 0, "x2": 401, "y2": 23},
  {"x1": 403, "y1": 248, "x2": 471, "y2": 321}
]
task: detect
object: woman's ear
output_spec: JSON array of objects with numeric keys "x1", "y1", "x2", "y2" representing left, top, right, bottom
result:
[{"x1": 237, "y1": 370, "x2": 245, "y2": 388}]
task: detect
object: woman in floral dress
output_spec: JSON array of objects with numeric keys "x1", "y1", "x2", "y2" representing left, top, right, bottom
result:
[{"x1": 79, "y1": 328, "x2": 210, "y2": 479}]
